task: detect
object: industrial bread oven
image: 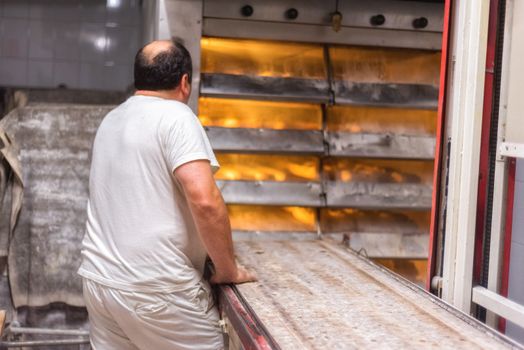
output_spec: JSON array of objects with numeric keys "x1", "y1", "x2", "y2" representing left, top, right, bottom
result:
[{"x1": 184, "y1": 1, "x2": 442, "y2": 286}]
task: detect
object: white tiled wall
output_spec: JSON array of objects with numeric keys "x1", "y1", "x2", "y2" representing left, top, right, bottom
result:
[
  {"x1": 507, "y1": 159, "x2": 524, "y2": 342},
  {"x1": 0, "y1": 0, "x2": 142, "y2": 91}
]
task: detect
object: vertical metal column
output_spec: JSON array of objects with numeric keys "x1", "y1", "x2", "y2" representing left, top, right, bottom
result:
[
  {"x1": 162, "y1": 0, "x2": 203, "y2": 113},
  {"x1": 441, "y1": 0, "x2": 490, "y2": 313},
  {"x1": 427, "y1": 0, "x2": 452, "y2": 292},
  {"x1": 474, "y1": 0, "x2": 506, "y2": 321}
]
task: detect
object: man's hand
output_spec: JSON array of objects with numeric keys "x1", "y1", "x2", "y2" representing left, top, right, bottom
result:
[{"x1": 210, "y1": 265, "x2": 257, "y2": 285}]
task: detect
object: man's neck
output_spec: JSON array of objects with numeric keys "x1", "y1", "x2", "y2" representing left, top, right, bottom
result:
[{"x1": 134, "y1": 89, "x2": 187, "y2": 104}]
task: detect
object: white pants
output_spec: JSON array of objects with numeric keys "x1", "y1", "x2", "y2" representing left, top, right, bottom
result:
[{"x1": 82, "y1": 278, "x2": 224, "y2": 350}]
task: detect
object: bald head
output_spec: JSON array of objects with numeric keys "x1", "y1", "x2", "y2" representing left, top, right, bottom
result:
[
  {"x1": 134, "y1": 40, "x2": 192, "y2": 91},
  {"x1": 141, "y1": 40, "x2": 174, "y2": 63}
]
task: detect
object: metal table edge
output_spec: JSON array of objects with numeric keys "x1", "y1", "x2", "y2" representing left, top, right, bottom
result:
[{"x1": 217, "y1": 284, "x2": 281, "y2": 350}]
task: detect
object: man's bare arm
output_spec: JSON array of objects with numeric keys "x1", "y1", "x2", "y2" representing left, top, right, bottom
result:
[{"x1": 174, "y1": 160, "x2": 256, "y2": 284}]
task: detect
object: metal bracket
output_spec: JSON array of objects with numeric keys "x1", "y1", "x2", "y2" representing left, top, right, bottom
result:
[
  {"x1": 0, "y1": 326, "x2": 89, "y2": 348},
  {"x1": 499, "y1": 142, "x2": 524, "y2": 158}
]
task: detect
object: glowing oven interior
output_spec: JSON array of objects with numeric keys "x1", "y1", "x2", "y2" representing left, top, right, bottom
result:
[{"x1": 199, "y1": 37, "x2": 440, "y2": 285}]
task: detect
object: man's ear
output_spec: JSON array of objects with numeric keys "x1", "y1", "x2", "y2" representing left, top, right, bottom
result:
[{"x1": 181, "y1": 74, "x2": 191, "y2": 97}]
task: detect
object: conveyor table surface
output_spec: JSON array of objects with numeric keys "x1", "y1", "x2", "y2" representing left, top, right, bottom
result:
[{"x1": 234, "y1": 239, "x2": 519, "y2": 349}]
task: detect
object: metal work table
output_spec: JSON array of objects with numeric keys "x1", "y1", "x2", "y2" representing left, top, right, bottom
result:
[{"x1": 219, "y1": 239, "x2": 521, "y2": 349}]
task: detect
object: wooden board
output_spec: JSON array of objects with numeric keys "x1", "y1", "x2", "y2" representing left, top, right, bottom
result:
[{"x1": 0, "y1": 309, "x2": 5, "y2": 336}]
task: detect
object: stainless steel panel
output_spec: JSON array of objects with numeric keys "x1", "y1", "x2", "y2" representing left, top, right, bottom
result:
[
  {"x1": 203, "y1": 0, "x2": 443, "y2": 32},
  {"x1": 217, "y1": 179, "x2": 431, "y2": 209},
  {"x1": 201, "y1": 73, "x2": 439, "y2": 108},
  {"x1": 327, "y1": 132, "x2": 436, "y2": 159},
  {"x1": 203, "y1": 18, "x2": 443, "y2": 50},
  {"x1": 208, "y1": 128, "x2": 435, "y2": 159},
  {"x1": 216, "y1": 180, "x2": 323, "y2": 207},
  {"x1": 325, "y1": 181, "x2": 432, "y2": 209},
  {"x1": 206, "y1": 127, "x2": 324, "y2": 154},
  {"x1": 334, "y1": 81, "x2": 439, "y2": 109},
  {"x1": 203, "y1": 0, "x2": 336, "y2": 26},
  {"x1": 338, "y1": 0, "x2": 444, "y2": 32},
  {"x1": 200, "y1": 73, "x2": 330, "y2": 103}
]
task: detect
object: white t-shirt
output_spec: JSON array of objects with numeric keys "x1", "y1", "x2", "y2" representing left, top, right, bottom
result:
[{"x1": 78, "y1": 95, "x2": 219, "y2": 293}]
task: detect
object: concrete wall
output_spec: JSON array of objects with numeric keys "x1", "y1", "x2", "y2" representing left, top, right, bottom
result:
[
  {"x1": 507, "y1": 159, "x2": 524, "y2": 342},
  {"x1": 0, "y1": 0, "x2": 142, "y2": 91},
  {"x1": 0, "y1": 103, "x2": 109, "y2": 337}
]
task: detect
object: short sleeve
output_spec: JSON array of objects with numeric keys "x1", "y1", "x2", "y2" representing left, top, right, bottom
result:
[{"x1": 161, "y1": 112, "x2": 219, "y2": 173}]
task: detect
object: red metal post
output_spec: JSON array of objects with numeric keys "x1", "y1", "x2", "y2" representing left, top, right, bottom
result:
[
  {"x1": 426, "y1": 0, "x2": 452, "y2": 291},
  {"x1": 499, "y1": 158, "x2": 516, "y2": 332}
]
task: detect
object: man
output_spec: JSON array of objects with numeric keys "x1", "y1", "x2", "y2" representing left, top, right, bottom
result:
[{"x1": 78, "y1": 40, "x2": 256, "y2": 350}]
